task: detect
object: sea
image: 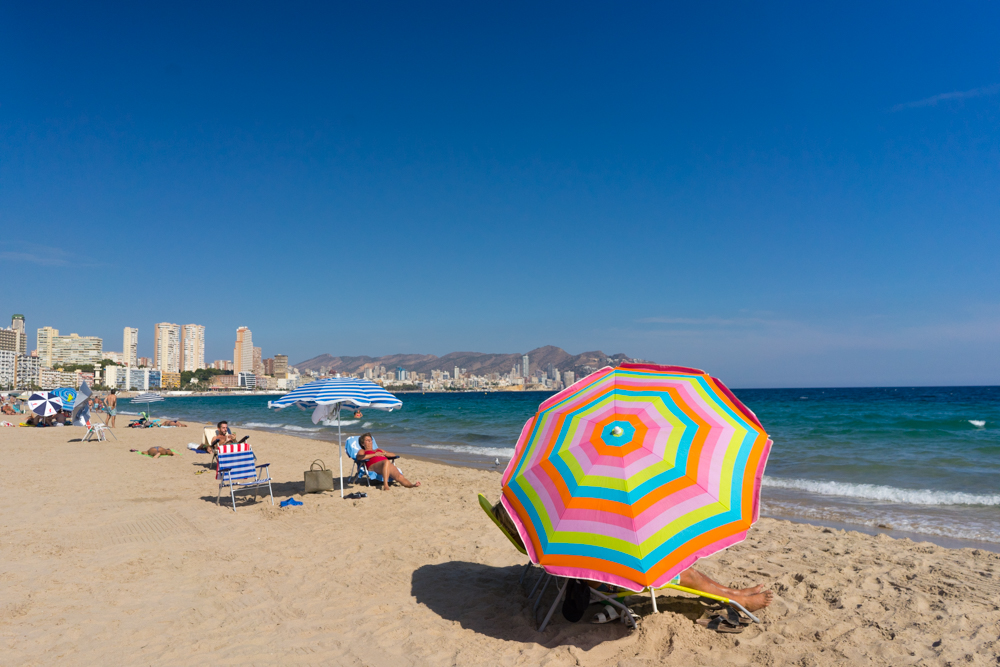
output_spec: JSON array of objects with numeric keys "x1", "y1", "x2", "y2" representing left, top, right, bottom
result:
[{"x1": 132, "y1": 386, "x2": 1000, "y2": 550}]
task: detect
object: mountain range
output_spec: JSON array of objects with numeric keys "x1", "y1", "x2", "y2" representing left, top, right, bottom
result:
[{"x1": 292, "y1": 346, "x2": 649, "y2": 378}]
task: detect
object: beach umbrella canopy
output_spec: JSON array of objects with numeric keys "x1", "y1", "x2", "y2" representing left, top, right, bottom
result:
[
  {"x1": 269, "y1": 377, "x2": 402, "y2": 498},
  {"x1": 130, "y1": 392, "x2": 164, "y2": 416},
  {"x1": 268, "y1": 377, "x2": 402, "y2": 417},
  {"x1": 501, "y1": 363, "x2": 773, "y2": 592},
  {"x1": 52, "y1": 387, "x2": 78, "y2": 411},
  {"x1": 28, "y1": 392, "x2": 63, "y2": 417}
]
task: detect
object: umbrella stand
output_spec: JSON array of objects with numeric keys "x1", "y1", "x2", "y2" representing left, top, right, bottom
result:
[{"x1": 337, "y1": 401, "x2": 344, "y2": 498}]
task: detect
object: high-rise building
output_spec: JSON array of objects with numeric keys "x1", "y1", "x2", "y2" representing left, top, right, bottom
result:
[
  {"x1": 36, "y1": 327, "x2": 58, "y2": 366},
  {"x1": 138, "y1": 356, "x2": 152, "y2": 367},
  {"x1": 563, "y1": 371, "x2": 575, "y2": 386},
  {"x1": 153, "y1": 323, "x2": 181, "y2": 372},
  {"x1": 233, "y1": 327, "x2": 253, "y2": 374},
  {"x1": 212, "y1": 359, "x2": 234, "y2": 371},
  {"x1": 8, "y1": 315, "x2": 26, "y2": 354},
  {"x1": 273, "y1": 354, "x2": 288, "y2": 379},
  {"x1": 123, "y1": 327, "x2": 138, "y2": 366},
  {"x1": 35, "y1": 327, "x2": 103, "y2": 367},
  {"x1": 51, "y1": 333, "x2": 103, "y2": 367},
  {"x1": 180, "y1": 324, "x2": 206, "y2": 371},
  {"x1": 454, "y1": 366, "x2": 460, "y2": 380},
  {"x1": 252, "y1": 346, "x2": 263, "y2": 376},
  {"x1": 522, "y1": 354, "x2": 530, "y2": 379},
  {"x1": 0, "y1": 328, "x2": 21, "y2": 354}
]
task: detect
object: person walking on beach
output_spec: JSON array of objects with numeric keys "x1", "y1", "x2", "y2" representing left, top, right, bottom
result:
[
  {"x1": 355, "y1": 432, "x2": 420, "y2": 491},
  {"x1": 104, "y1": 390, "x2": 118, "y2": 428}
]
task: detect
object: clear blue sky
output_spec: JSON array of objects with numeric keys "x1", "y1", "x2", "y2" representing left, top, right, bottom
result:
[{"x1": 2, "y1": 2, "x2": 998, "y2": 387}]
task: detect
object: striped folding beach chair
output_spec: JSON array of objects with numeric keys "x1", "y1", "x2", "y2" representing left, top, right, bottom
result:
[{"x1": 216, "y1": 443, "x2": 274, "y2": 511}]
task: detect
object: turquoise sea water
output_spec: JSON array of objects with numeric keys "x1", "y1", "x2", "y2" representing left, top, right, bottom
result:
[{"x1": 137, "y1": 386, "x2": 1000, "y2": 546}]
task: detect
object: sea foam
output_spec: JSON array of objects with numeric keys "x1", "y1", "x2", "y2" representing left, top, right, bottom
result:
[
  {"x1": 763, "y1": 476, "x2": 1000, "y2": 506},
  {"x1": 969, "y1": 420, "x2": 986, "y2": 428},
  {"x1": 412, "y1": 443, "x2": 515, "y2": 458}
]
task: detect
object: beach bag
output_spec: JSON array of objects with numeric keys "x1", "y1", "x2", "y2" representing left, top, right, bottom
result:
[{"x1": 304, "y1": 459, "x2": 334, "y2": 493}]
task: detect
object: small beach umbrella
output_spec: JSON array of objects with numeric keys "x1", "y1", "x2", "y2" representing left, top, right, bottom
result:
[
  {"x1": 269, "y1": 377, "x2": 402, "y2": 498},
  {"x1": 130, "y1": 392, "x2": 164, "y2": 417},
  {"x1": 28, "y1": 391, "x2": 63, "y2": 417},
  {"x1": 52, "y1": 387, "x2": 78, "y2": 412},
  {"x1": 501, "y1": 363, "x2": 772, "y2": 603}
]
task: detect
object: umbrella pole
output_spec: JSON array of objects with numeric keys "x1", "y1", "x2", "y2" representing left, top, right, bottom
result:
[
  {"x1": 338, "y1": 402, "x2": 344, "y2": 498},
  {"x1": 650, "y1": 588, "x2": 658, "y2": 613}
]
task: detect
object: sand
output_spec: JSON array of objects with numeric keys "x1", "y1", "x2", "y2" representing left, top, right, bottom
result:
[{"x1": 1, "y1": 416, "x2": 999, "y2": 666}]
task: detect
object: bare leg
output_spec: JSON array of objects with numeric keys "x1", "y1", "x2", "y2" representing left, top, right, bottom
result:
[
  {"x1": 678, "y1": 568, "x2": 773, "y2": 612},
  {"x1": 371, "y1": 461, "x2": 421, "y2": 490}
]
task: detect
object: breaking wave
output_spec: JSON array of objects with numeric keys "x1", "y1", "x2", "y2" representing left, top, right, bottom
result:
[
  {"x1": 412, "y1": 443, "x2": 515, "y2": 458},
  {"x1": 763, "y1": 476, "x2": 1000, "y2": 506}
]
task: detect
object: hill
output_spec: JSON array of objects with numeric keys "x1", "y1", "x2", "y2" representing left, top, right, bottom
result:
[{"x1": 292, "y1": 346, "x2": 649, "y2": 378}]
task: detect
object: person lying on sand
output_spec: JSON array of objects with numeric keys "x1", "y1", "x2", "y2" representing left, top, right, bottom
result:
[
  {"x1": 355, "y1": 432, "x2": 420, "y2": 491},
  {"x1": 159, "y1": 419, "x2": 187, "y2": 427},
  {"x1": 146, "y1": 447, "x2": 174, "y2": 458},
  {"x1": 490, "y1": 500, "x2": 772, "y2": 613},
  {"x1": 1, "y1": 404, "x2": 15, "y2": 415}
]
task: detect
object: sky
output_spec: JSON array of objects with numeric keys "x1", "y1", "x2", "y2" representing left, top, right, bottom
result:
[{"x1": 1, "y1": 2, "x2": 998, "y2": 388}]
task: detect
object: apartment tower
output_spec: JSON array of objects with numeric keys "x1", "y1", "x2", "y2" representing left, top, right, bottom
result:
[
  {"x1": 153, "y1": 323, "x2": 181, "y2": 373},
  {"x1": 123, "y1": 327, "x2": 138, "y2": 366},
  {"x1": 273, "y1": 354, "x2": 288, "y2": 379},
  {"x1": 180, "y1": 324, "x2": 206, "y2": 371},
  {"x1": 233, "y1": 327, "x2": 253, "y2": 374}
]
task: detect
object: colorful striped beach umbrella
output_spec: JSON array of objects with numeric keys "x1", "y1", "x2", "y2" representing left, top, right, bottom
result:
[{"x1": 501, "y1": 363, "x2": 772, "y2": 592}]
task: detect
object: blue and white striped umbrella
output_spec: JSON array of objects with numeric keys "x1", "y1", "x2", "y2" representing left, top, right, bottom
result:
[
  {"x1": 130, "y1": 393, "x2": 164, "y2": 404},
  {"x1": 269, "y1": 377, "x2": 402, "y2": 497},
  {"x1": 28, "y1": 392, "x2": 63, "y2": 417},
  {"x1": 268, "y1": 377, "x2": 402, "y2": 412}
]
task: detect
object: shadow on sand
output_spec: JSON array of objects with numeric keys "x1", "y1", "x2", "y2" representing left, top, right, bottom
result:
[{"x1": 411, "y1": 561, "x2": 713, "y2": 645}]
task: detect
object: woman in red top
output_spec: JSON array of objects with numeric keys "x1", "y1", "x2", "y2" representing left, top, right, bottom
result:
[{"x1": 355, "y1": 433, "x2": 421, "y2": 491}]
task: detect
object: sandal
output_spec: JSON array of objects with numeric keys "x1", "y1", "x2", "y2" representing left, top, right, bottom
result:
[
  {"x1": 591, "y1": 602, "x2": 620, "y2": 624},
  {"x1": 697, "y1": 612, "x2": 745, "y2": 634}
]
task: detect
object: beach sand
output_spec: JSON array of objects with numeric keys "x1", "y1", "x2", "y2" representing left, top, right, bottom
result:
[{"x1": 1, "y1": 418, "x2": 998, "y2": 666}]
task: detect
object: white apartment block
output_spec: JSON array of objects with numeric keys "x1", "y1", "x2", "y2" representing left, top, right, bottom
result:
[
  {"x1": 123, "y1": 327, "x2": 138, "y2": 366},
  {"x1": 180, "y1": 324, "x2": 206, "y2": 371},
  {"x1": 154, "y1": 323, "x2": 181, "y2": 372}
]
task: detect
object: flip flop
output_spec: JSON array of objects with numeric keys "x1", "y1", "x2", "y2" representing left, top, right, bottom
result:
[
  {"x1": 697, "y1": 614, "x2": 744, "y2": 634},
  {"x1": 591, "y1": 602, "x2": 620, "y2": 624}
]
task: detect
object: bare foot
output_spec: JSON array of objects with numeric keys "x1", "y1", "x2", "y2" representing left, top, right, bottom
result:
[
  {"x1": 413, "y1": 481, "x2": 421, "y2": 488},
  {"x1": 734, "y1": 588, "x2": 773, "y2": 612}
]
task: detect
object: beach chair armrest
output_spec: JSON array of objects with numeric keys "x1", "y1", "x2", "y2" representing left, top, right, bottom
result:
[
  {"x1": 218, "y1": 466, "x2": 233, "y2": 472},
  {"x1": 256, "y1": 462, "x2": 270, "y2": 469}
]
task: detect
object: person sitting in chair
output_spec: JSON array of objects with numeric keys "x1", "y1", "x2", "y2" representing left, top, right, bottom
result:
[
  {"x1": 489, "y1": 500, "x2": 773, "y2": 616},
  {"x1": 355, "y1": 432, "x2": 420, "y2": 491}
]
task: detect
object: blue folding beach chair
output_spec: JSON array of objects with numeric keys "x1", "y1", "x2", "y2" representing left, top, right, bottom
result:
[
  {"x1": 345, "y1": 435, "x2": 399, "y2": 487},
  {"x1": 217, "y1": 443, "x2": 274, "y2": 511}
]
